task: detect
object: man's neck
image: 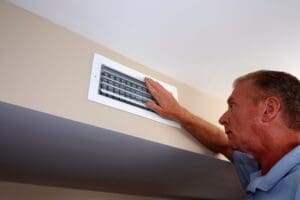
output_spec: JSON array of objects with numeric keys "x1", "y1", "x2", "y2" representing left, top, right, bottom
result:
[
  {"x1": 259, "y1": 144, "x2": 298, "y2": 175},
  {"x1": 254, "y1": 132, "x2": 300, "y2": 175}
]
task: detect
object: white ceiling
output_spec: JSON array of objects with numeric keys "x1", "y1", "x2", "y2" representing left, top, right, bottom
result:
[{"x1": 8, "y1": 0, "x2": 300, "y2": 100}]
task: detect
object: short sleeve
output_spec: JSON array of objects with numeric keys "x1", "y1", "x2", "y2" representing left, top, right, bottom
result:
[{"x1": 232, "y1": 151, "x2": 260, "y2": 188}]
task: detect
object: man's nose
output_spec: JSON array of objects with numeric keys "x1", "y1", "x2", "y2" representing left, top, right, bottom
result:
[{"x1": 219, "y1": 111, "x2": 229, "y2": 125}]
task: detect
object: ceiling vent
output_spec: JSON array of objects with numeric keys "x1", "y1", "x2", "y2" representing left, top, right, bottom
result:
[{"x1": 88, "y1": 53, "x2": 179, "y2": 127}]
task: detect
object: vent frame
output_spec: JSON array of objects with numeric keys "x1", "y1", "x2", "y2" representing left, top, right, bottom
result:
[{"x1": 88, "y1": 53, "x2": 180, "y2": 127}]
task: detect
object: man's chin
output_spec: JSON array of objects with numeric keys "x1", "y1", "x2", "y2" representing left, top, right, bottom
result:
[
  {"x1": 229, "y1": 141, "x2": 239, "y2": 151},
  {"x1": 232, "y1": 146, "x2": 240, "y2": 151}
]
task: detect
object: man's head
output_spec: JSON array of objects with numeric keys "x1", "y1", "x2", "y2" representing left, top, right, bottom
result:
[
  {"x1": 234, "y1": 70, "x2": 300, "y2": 131},
  {"x1": 219, "y1": 70, "x2": 300, "y2": 152}
]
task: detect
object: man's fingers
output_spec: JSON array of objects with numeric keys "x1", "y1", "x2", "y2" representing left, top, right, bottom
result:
[
  {"x1": 145, "y1": 77, "x2": 155, "y2": 93},
  {"x1": 145, "y1": 101, "x2": 163, "y2": 114},
  {"x1": 145, "y1": 77, "x2": 168, "y2": 101},
  {"x1": 145, "y1": 77, "x2": 161, "y2": 101},
  {"x1": 145, "y1": 78, "x2": 178, "y2": 120},
  {"x1": 145, "y1": 77, "x2": 161, "y2": 91}
]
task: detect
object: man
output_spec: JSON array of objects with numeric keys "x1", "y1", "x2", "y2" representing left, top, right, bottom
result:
[{"x1": 144, "y1": 70, "x2": 300, "y2": 199}]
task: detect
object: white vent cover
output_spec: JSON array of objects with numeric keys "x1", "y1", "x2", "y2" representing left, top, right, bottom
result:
[{"x1": 88, "y1": 53, "x2": 180, "y2": 127}]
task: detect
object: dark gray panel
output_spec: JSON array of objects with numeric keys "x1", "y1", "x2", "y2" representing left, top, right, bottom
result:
[{"x1": 0, "y1": 101, "x2": 244, "y2": 199}]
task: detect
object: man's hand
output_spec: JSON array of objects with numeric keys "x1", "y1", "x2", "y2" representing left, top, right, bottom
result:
[{"x1": 144, "y1": 77, "x2": 184, "y2": 121}]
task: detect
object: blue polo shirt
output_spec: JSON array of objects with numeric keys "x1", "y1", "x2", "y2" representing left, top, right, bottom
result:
[{"x1": 233, "y1": 146, "x2": 300, "y2": 199}]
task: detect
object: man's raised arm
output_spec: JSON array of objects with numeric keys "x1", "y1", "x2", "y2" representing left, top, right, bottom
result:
[{"x1": 145, "y1": 77, "x2": 233, "y2": 160}]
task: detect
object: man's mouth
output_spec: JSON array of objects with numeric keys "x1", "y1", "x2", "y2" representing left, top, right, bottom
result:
[
  {"x1": 225, "y1": 130, "x2": 232, "y2": 135},
  {"x1": 225, "y1": 130, "x2": 232, "y2": 139}
]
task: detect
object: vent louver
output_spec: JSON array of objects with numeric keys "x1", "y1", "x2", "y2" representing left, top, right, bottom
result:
[
  {"x1": 88, "y1": 53, "x2": 179, "y2": 127},
  {"x1": 99, "y1": 64, "x2": 155, "y2": 112}
]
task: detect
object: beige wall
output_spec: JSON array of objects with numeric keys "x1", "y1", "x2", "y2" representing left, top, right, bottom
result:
[
  {"x1": 0, "y1": 0, "x2": 227, "y2": 155},
  {"x1": 0, "y1": 1, "x2": 227, "y2": 199}
]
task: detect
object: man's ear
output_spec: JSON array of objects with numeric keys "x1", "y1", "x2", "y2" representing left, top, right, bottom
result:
[{"x1": 262, "y1": 96, "x2": 281, "y2": 122}]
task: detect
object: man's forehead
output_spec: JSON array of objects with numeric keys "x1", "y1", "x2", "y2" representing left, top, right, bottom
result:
[{"x1": 227, "y1": 82, "x2": 250, "y2": 103}]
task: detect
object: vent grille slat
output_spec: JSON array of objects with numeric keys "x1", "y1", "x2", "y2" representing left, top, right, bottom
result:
[{"x1": 99, "y1": 64, "x2": 155, "y2": 112}]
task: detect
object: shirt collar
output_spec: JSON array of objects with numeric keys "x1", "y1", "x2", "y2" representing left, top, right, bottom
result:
[{"x1": 246, "y1": 145, "x2": 300, "y2": 193}]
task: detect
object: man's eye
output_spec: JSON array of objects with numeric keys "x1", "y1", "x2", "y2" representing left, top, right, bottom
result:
[{"x1": 229, "y1": 103, "x2": 235, "y2": 109}]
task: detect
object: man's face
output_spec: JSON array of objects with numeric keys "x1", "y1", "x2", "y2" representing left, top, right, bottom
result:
[{"x1": 219, "y1": 80, "x2": 262, "y2": 152}]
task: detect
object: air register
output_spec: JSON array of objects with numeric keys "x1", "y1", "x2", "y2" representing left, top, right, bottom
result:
[{"x1": 88, "y1": 53, "x2": 179, "y2": 127}]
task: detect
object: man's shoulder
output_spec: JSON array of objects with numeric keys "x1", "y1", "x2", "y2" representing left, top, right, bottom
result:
[
  {"x1": 272, "y1": 149, "x2": 300, "y2": 191},
  {"x1": 285, "y1": 164, "x2": 300, "y2": 182}
]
